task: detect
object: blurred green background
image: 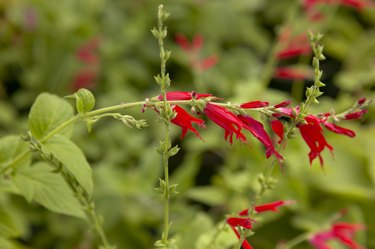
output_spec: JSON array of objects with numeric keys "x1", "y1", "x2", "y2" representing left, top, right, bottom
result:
[{"x1": 0, "y1": 0, "x2": 374, "y2": 248}]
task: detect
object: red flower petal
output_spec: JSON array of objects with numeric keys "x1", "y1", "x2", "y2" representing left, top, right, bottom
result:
[
  {"x1": 175, "y1": 34, "x2": 191, "y2": 51},
  {"x1": 192, "y1": 34, "x2": 203, "y2": 50},
  {"x1": 171, "y1": 105, "x2": 205, "y2": 139},
  {"x1": 238, "y1": 115, "x2": 283, "y2": 161},
  {"x1": 204, "y1": 103, "x2": 246, "y2": 144},
  {"x1": 344, "y1": 110, "x2": 367, "y2": 120},
  {"x1": 226, "y1": 217, "x2": 254, "y2": 229},
  {"x1": 240, "y1": 101, "x2": 270, "y2": 109},
  {"x1": 274, "y1": 67, "x2": 313, "y2": 80},
  {"x1": 298, "y1": 115, "x2": 333, "y2": 166},
  {"x1": 323, "y1": 122, "x2": 356, "y2": 137},
  {"x1": 271, "y1": 120, "x2": 284, "y2": 144},
  {"x1": 158, "y1": 91, "x2": 213, "y2": 101}
]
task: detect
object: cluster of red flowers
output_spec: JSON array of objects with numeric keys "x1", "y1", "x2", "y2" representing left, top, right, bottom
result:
[
  {"x1": 71, "y1": 38, "x2": 100, "y2": 91},
  {"x1": 270, "y1": 98, "x2": 367, "y2": 166},
  {"x1": 175, "y1": 33, "x2": 218, "y2": 73},
  {"x1": 226, "y1": 200, "x2": 294, "y2": 249},
  {"x1": 274, "y1": 0, "x2": 374, "y2": 81},
  {"x1": 304, "y1": 0, "x2": 374, "y2": 20},
  {"x1": 309, "y1": 222, "x2": 365, "y2": 249},
  {"x1": 158, "y1": 91, "x2": 283, "y2": 162},
  {"x1": 156, "y1": 92, "x2": 367, "y2": 167}
]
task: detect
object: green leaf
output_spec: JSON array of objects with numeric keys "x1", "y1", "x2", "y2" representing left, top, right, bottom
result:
[
  {"x1": 0, "y1": 208, "x2": 20, "y2": 238},
  {"x1": 43, "y1": 135, "x2": 93, "y2": 196},
  {"x1": 74, "y1": 88, "x2": 95, "y2": 114},
  {"x1": 0, "y1": 136, "x2": 31, "y2": 170},
  {"x1": 0, "y1": 238, "x2": 17, "y2": 249},
  {"x1": 28, "y1": 93, "x2": 74, "y2": 139},
  {"x1": 12, "y1": 162, "x2": 85, "y2": 219},
  {"x1": 186, "y1": 186, "x2": 227, "y2": 206}
]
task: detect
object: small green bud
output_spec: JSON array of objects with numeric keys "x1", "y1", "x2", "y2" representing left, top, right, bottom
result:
[
  {"x1": 74, "y1": 88, "x2": 96, "y2": 114},
  {"x1": 151, "y1": 28, "x2": 159, "y2": 38},
  {"x1": 168, "y1": 145, "x2": 180, "y2": 157}
]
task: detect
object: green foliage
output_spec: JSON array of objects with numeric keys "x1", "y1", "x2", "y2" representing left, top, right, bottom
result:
[
  {"x1": 0, "y1": 136, "x2": 31, "y2": 170},
  {"x1": 12, "y1": 162, "x2": 85, "y2": 219},
  {"x1": 0, "y1": 0, "x2": 374, "y2": 248},
  {"x1": 28, "y1": 93, "x2": 74, "y2": 139},
  {"x1": 43, "y1": 135, "x2": 93, "y2": 196}
]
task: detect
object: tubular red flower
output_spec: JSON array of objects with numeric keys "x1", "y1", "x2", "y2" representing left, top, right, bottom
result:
[
  {"x1": 198, "y1": 55, "x2": 218, "y2": 71},
  {"x1": 238, "y1": 115, "x2": 283, "y2": 161},
  {"x1": 230, "y1": 227, "x2": 254, "y2": 249},
  {"x1": 158, "y1": 91, "x2": 213, "y2": 101},
  {"x1": 238, "y1": 200, "x2": 294, "y2": 216},
  {"x1": 274, "y1": 67, "x2": 313, "y2": 80},
  {"x1": 309, "y1": 222, "x2": 365, "y2": 249},
  {"x1": 240, "y1": 101, "x2": 270, "y2": 109},
  {"x1": 192, "y1": 34, "x2": 203, "y2": 50},
  {"x1": 175, "y1": 34, "x2": 191, "y2": 52},
  {"x1": 322, "y1": 121, "x2": 356, "y2": 138},
  {"x1": 298, "y1": 115, "x2": 333, "y2": 166},
  {"x1": 226, "y1": 217, "x2": 254, "y2": 229},
  {"x1": 344, "y1": 110, "x2": 368, "y2": 120},
  {"x1": 274, "y1": 100, "x2": 292, "y2": 108},
  {"x1": 271, "y1": 120, "x2": 284, "y2": 144},
  {"x1": 171, "y1": 105, "x2": 205, "y2": 139},
  {"x1": 203, "y1": 103, "x2": 246, "y2": 144},
  {"x1": 277, "y1": 30, "x2": 311, "y2": 59}
]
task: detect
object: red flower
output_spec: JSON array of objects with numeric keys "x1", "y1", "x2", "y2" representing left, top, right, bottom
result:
[
  {"x1": 175, "y1": 33, "x2": 203, "y2": 51},
  {"x1": 322, "y1": 121, "x2": 356, "y2": 137},
  {"x1": 203, "y1": 103, "x2": 246, "y2": 144},
  {"x1": 238, "y1": 115, "x2": 283, "y2": 162},
  {"x1": 175, "y1": 33, "x2": 217, "y2": 72},
  {"x1": 297, "y1": 115, "x2": 334, "y2": 166},
  {"x1": 274, "y1": 100, "x2": 292, "y2": 108},
  {"x1": 227, "y1": 200, "x2": 294, "y2": 249},
  {"x1": 158, "y1": 91, "x2": 213, "y2": 101},
  {"x1": 240, "y1": 101, "x2": 269, "y2": 109},
  {"x1": 271, "y1": 120, "x2": 284, "y2": 144},
  {"x1": 274, "y1": 67, "x2": 313, "y2": 80},
  {"x1": 277, "y1": 29, "x2": 311, "y2": 59},
  {"x1": 309, "y1": 222, "x2": 365, "y2": 249},
  {"x1": 239, "y1": 200, "x2": 294, "y2": 215},
  {"x1": 71, "y1": 38, "x2": 100, "y2": 91},
  {"x1": 171, "y1": 105, "x2": 205, "y2": 139},
  {"x1": 344, "y1": 110, "x2": 368, "y2": 120}
]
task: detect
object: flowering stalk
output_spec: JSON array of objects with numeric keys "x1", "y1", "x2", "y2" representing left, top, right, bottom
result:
[{"x1": 151, "y1": 5, "x2": 178, "y2": 248}]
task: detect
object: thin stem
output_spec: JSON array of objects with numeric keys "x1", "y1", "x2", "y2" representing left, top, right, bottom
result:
[{"x1": 277, "y1": 232, "x2": 310, "y2": 249}]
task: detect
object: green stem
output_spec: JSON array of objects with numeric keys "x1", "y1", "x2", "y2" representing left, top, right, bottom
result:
[{"x1": 277, "y1": 232, "x2": 310, "y2": 249}]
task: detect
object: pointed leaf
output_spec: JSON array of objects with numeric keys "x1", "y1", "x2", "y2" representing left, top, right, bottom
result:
[
  {"x1": 12, "y1": 162, "x2": 85, "y2": 219},
  {"x1": 43, "y1": 135, "x2": 93, "y2": 196},
  {"x1": 0, "y1": 136, "x2": 31, "y2": 171},
  {"x1": 28, "y1": 93, "x2": 74, "y2": 139}
]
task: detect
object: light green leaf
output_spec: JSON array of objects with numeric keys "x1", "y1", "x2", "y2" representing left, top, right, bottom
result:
[
  {"x1": 28, "y1": 93, "x2": 74, "y2": 139},
  {"x1": 12, "y1": 162, "x2": 85, "y2": 219},
  {"x1": 43, "y1": 135, "x2": 93, "y2": 196},
  {"x1": 0, "y1": 208, "x2": 20, "y2": 238},
  {"x1": 0, "y1": 238, "x2": 17, "y2": 249},
  {"x1": 0, "y1": 136, "x2": 31, "y2": 170},
  {"x1": 186, "y1": 186, "x2": 227, "y2": 206}
]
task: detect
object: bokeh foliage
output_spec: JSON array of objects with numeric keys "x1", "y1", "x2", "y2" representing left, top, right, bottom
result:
[{"x1": 0, "y1": 0, "x2": 374, "y2": 248}]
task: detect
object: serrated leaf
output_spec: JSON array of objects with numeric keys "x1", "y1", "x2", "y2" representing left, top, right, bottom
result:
[
  {"x1": 12, "y1": 162, "x2": 85, "y2": 219},
  {"x1": 0, "y1": 136, "x2": 31, "y2": 170},
  {"x1": 43, "y1": 135, "x2": 93, "y2": 196},
  {"x1": 28, "y1": 93, "x2": 74, "y2": 139}
]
